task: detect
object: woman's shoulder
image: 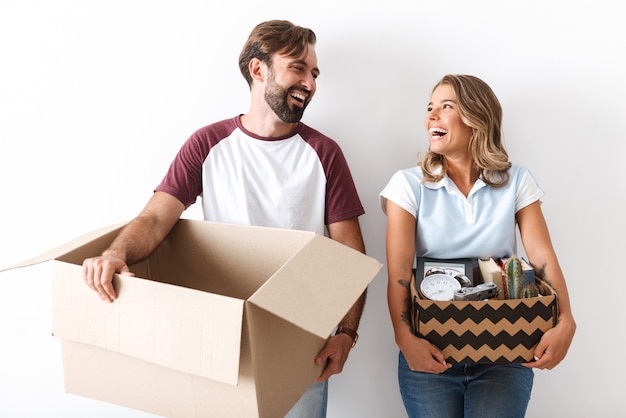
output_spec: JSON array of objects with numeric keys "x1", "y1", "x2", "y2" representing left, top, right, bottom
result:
[
  {"x1": 508, "y1": 164, "x2": 535, "y2": 180},
  {"x1": 509, "y1": 163, "x2": 527, "y2": 172},
  {"x1": 382, "y1": 165, "x2": 424, "y2": 194},
  {"x1": 394, "y1": 165, "x2": 424, "y2": 179}
]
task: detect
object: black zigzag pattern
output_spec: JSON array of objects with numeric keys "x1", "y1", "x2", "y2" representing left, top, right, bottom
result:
[
  {"x1": 417, "y1": 299, "x2": 556, "y2": 324},
  {"x1": 410, "y1": 281, "x2": 558, "y2": 363},
  {"x1": 418, "y1": 328, "x2": 546, "y2": 351},
  {"x1": 451, "y1": 355, "x2": 528, "y2": 364}
]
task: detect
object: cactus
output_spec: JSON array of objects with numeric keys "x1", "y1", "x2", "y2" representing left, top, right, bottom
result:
[
  {"x1": 505, "y1": 256, "x2": 524, "y2": 299},
  {"x1": 520, "y1": 284, "x2": 539, "y2": 299},
  {"x1": 504, "y1": 256, "x2": 540, "y2": 299}
]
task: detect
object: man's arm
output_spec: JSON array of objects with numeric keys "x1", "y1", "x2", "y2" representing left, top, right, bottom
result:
[
  {"x1": 328, "y1": 216, "x2": 367, "y2": 332},
  {"x1": 315, "y1": 216, "x2": 367, "y2": 381},
  {"x1": 82, "y1": 191, "x2": 185, "y2": 302}
]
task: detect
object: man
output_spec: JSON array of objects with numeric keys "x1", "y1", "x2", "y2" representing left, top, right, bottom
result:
[{"x1": 82, "y1": 20, "x2": 367, "y2": 417}]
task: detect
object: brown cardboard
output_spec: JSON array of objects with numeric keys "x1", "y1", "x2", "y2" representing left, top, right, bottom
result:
[
  {"x1": 410, "y1": 274, "x2": 558, "y2": 364},
  {"x1": 4, "y1": 219, "x2": 382, "y2": 418}
]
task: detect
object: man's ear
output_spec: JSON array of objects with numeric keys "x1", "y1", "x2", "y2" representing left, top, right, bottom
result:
[{"x1": 248, "y1": 58, "x2": 266, "y2": 84}]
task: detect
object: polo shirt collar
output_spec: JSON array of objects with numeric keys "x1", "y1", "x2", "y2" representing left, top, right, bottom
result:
[{"x1": 422, "y1": 169, "x2": 487, "y2": 197}]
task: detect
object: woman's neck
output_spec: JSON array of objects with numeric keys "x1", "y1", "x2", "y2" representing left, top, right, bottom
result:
[{"x1": 445, "y1": 158, "x2": 478, "y2": 197}]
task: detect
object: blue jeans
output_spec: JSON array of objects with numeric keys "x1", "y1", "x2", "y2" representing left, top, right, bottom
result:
[
  {"x1": 284, "y1": 380, "x2": 328, "y2": 418},
  {"x1": 398, "y1": 351, "x2": 533, "y2": 418}
]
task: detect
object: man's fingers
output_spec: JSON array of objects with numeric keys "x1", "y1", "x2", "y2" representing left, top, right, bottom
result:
[
  {"x1": 103, "y1": 263, "x2": 116, "y2": 294},
  {"x1": 82, "y1": 257, "x2": 120, "y2": 303},
  {"x1": 82, "y1": 259, "x2": 98, "y2": 291}
]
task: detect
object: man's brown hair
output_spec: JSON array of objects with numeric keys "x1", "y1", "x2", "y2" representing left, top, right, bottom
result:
[{"x1": 238, "y1": 20, "x2": 317, "y2": 87}]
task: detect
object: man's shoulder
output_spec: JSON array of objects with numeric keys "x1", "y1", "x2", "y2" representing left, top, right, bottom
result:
[
  {"x1": 194, "y1": 116, "x2": 239, "y2": 136},
  {"x1": 298, "y1": 122, "x2": 341, "y2": 149},
  {"x1": 183, "y1": 117, "x2": 241, "y2": 149}
]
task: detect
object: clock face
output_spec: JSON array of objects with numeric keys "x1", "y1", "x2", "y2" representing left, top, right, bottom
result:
[{"x1": 420, "y1": 273, "x2": 461, "y2": 301}]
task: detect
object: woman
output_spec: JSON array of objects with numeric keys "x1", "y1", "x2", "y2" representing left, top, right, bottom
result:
[{"x1": 380, "y1": 74, "x2": 575, "y2": 418}]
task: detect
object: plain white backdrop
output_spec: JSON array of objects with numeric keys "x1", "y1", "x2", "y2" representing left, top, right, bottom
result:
[{"x1": 1, "y1": 1, "x2": 624, "y2": 417}]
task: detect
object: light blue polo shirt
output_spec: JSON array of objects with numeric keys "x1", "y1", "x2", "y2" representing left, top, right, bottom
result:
[{"x1": 379, "y1": 164, "x2": 544, "y2": 260}]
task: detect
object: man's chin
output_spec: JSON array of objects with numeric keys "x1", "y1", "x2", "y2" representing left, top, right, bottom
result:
[{"x1": 278, "y1": 112, "x2": 304, "y2": 124}]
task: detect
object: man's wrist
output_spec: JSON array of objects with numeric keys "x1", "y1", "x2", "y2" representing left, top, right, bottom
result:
[
  {"x1": 335, "y1": 326, "x2": 359, "y2": 348},
  {"x1": 102, "y1": 250, "x2": 126, "y2": 263}
]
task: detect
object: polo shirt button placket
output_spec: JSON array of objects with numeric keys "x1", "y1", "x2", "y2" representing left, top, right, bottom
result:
[{"x1": 464, "y1": 200, "x2": 473, "y2": 222}]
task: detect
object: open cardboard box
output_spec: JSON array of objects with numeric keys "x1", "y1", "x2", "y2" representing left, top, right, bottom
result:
[{"x1": 4, "y1": 219, "x2": 382, "y2": 417}]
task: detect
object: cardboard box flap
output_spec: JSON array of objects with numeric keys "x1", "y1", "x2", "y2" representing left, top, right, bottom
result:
[
  {"x1": 51, "y1": 261, "x2": 245, "y2": 386},
  {"x1": 248, "y1": 234, "x2": 382, "y2": 339},
  {"x1": 246, "y1": 302, "x2": 326, "y2": 418},
  {"x1": 1, "y1": 222, "x2": 126, "y2": 272}
]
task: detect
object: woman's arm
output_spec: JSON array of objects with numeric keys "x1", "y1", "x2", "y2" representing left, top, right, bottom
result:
[
  {"x1": 516, "y1": 201, "x2": 577, "y2": 369},
  {"x1": 385, "y1": 200, "x2": 451, "y2": 373}
]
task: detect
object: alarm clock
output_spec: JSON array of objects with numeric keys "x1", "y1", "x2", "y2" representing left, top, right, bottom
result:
[{"x1": 420, "y1": 273, "x2": 461, "y2": 301}]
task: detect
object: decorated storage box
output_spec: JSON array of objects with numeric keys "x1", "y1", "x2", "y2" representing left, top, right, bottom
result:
[{"x1": 410, "y1": 257, "x2": 558, "y2": 364}]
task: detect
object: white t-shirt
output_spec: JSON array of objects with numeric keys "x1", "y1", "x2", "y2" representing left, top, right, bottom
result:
[
  {"x1": 156, "y1": 116, "x2": 364, "y2": 235},
  {"x1": 379, "y1": 164, "x2": 544, "y2": 259}
]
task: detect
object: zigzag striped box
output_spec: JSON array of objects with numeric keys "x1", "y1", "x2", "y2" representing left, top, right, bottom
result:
[{"x1": 411, "y1": 279, "x2": 558, "y2": 364}]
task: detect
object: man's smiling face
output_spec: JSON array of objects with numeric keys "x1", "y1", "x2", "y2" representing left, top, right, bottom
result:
[{"x1": 264, "y1": 46, "x2": 319, "y2": 123}]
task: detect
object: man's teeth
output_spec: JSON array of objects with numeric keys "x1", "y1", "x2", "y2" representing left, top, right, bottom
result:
[{"x1": 291, "y1": 92, "x2": 305, "y2": 102}]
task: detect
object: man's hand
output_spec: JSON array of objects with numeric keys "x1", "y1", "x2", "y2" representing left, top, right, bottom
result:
[
  {"x1": 314, "y1": 333, "x2": 354, "y2": 382},
  {"x1": 82, "y1": 254, "x2": 134, "y2": 302},
  {"x1": 81, "y1": 192, "x2": 185, "y2": 303}
]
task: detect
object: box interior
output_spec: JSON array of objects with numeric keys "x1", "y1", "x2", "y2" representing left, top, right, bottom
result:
[{"x1": 55, "y1": 221, "x2": 314, "y2": 301}]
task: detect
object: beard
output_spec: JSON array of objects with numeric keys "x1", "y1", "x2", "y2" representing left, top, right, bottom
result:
[{"x1": 264, "y1": 72, "x2": 308, "y2": 123}]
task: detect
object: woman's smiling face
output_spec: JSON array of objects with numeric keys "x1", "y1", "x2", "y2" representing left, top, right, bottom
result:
[{"x1": 425, "y1": 83, "x2": 473, "y2": 158}]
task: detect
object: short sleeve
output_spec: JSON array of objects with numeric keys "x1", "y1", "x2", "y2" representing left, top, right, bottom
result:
[
  {"x1": 379, "y1": 170, "x2": 419, "y2": 218},
  {"x1": 515, "y1": 168, "x2": 545, "y2": 212}
]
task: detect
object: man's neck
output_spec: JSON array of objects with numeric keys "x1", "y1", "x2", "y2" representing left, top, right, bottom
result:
[{"x1": 239, "y1": 113, "x2": 298, "y2": 138}]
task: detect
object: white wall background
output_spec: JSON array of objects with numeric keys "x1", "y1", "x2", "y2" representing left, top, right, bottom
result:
[{"x1": 1, "y1": 1, "x2": 624, "y2": 417}]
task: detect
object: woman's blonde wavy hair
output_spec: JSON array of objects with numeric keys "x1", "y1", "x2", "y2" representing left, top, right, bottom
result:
[{"x1": 420, "y1": 74, "x2": 511, "y2": 187}]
